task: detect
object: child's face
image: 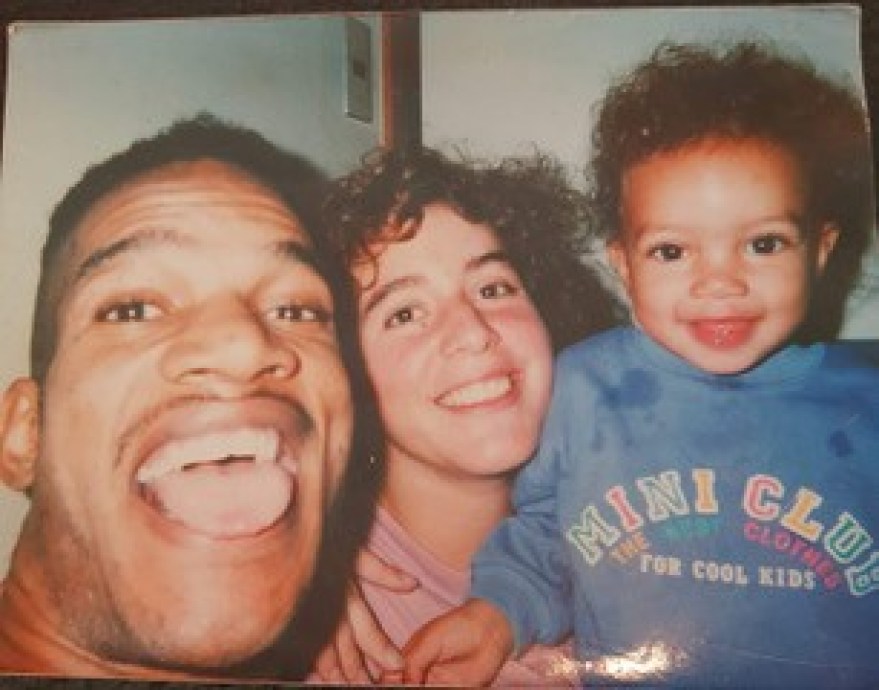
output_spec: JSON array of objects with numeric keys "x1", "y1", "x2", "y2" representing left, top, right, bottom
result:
[{"x1": 609, "y1": 137, "x2": 838, "y2": 375}]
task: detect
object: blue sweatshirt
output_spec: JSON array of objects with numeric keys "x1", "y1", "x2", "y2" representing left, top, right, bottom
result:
[{"x1": 472, "y1": 327, "x2": 879, "y2": 688}]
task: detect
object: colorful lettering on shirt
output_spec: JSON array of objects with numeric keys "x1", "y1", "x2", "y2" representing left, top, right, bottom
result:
[{"x1": 564, "y1": 468, "x2": 877, "y2": 597}]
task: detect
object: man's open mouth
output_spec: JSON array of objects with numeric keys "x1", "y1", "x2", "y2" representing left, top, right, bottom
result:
[{"x1": 135, "y1": 427, "x2": 296, "y2": 539}]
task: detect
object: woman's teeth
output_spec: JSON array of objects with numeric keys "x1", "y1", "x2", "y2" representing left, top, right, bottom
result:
[{"x1": 439, "y1": 376, "x2": 512, "y2": 407}]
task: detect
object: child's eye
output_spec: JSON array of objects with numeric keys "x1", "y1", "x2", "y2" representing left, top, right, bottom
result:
[
  {"x1": 747, "y1": 234, "x2": 791, "y2": 255},
  {"x1": 97, "y1": 300, "x2": 162, "y2": 323},
  {"x1": 385, "y1": 305, "x2": 425, "y2": 329},
  {"x1": 272, "y1": 304, "x2": 332, "y2": 323},
  {"x1": 479, "y1": 281, "x2": 517, "y2": 299},
  {"x1": 648, "y1": 243, "x2": 685, "y2": 262}
]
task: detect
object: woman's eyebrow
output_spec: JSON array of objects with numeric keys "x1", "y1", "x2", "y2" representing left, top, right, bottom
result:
[
  {"x1": 361, "y1": 250, "x2": 511, "y2": 316},
  {"x1": 466, "y1": 249, "x2": 510, "y2": 272},
  {"x1": 361, "y1": 275, "x2": 422, "y2": 317}
]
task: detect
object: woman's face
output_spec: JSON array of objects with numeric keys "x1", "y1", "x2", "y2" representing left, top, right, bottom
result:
[{"x1": 355, "y1": 203, "x2": 553, "y2": 480}]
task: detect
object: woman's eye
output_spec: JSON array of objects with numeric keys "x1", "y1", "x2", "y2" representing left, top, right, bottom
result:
[
  {"x1": 747, "y1": 234, "x2": 790, "y2": 255},
  {"x1": 479, "y1": 281, "x2": 517, "y2": 299},
  {"x1": 385, "y1": 305, "x2": 423, "y2": 329},
  {"x1": 272, "y1": 304, "x2": 331, "y2": 323},
  {"x1": 97, "y1": 300, "x2": 162, "y2": 323},
  {"x1": 648, "y1": 243, "x2": 685, "y2": 262}
]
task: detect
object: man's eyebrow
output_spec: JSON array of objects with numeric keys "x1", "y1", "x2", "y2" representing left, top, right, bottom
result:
[
  {"x1": 271, "y1": 238, "x2": 327, "y2": 277},
  {"x1": 72, "y1": 231, "x2": 324, "y2": 289},
  {"x1": 72, "y1": 228, "x2": 191, "y2": 286}
]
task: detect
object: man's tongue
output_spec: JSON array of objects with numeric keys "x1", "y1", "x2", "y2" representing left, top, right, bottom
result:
[
  {"x1": 146, "y1": 461, "x2": 293, "y2": 537},
  {"x1": 141, "y1": 430, "x2": 294, "y2": 538}
]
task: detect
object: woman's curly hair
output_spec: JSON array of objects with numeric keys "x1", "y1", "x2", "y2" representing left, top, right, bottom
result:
[
  {"x1": 587, "y1": 41, "x2": 875, "y2": 341},
  {"x1": 324, "y1": 146, "x2": 624, "y2": 352}
]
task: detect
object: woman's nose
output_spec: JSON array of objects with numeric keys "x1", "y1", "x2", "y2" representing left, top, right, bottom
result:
[
  {"x1": 440, "y1": 298, "x2": 501, "y2": 356},
  {"x1": 160, "y1": 298, "x2": 300, "y2": 391}
]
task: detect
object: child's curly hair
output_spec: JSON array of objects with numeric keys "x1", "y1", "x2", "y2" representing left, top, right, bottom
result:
[
  {"x1": 588, "y1": 41, "x2": 875, "y2": 341},
  {"x1": 325, "y1": 146, "x2": 624, "y2": 352}
]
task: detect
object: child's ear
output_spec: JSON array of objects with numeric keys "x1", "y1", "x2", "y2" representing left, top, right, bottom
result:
[
  {"x1": 607, "y1": 239, "x2": 631, "y2": 291},
  {"x1": 814, "y1": 222, "x2": 840, "y2": 274},
  {"x1": 0, "y1": 378, "x2": 41, "y2": 492}
]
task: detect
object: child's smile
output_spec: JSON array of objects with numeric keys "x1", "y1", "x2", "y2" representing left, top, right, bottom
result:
[{"x1": 688, "y1": 318, "x2": 757, "y2": 350}]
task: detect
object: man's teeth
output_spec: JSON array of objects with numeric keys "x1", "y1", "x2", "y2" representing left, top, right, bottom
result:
[
  {"x1": 440, "y1": 376, "x2": 512, "y2": 407},
  {"x1": 136, "y1": 428, "x2": 280, "y2": 483}
]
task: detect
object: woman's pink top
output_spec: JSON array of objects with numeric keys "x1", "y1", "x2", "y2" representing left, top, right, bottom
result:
[{"x1": 360, "y1": 507, "x2": 575, "y2": 687}]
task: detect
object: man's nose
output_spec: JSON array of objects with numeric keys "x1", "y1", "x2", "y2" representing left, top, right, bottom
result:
[
  {"x1": 160, "y1": 297, "x2": 300, "y2": 390},
  {"x1": 691, "y1": 250, "x2": 748, "y2": 299},
  {"x1": 439, "y1": 298, "x2": 500, "y2": 356}
]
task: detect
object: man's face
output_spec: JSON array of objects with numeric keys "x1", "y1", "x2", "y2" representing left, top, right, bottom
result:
[
  {"x1": 29, "y1": 160, "x2": 352, "y2": 669},
  {"x1": 609, "y1": 137, "x2": 837, "y2": 375}
]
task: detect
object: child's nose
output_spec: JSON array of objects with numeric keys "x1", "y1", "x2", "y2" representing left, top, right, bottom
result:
[{"x1": 691, "y1": 253, "x2": 747, "y2": 298}]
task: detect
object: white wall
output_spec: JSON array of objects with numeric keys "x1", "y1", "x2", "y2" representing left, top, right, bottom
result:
[
  {"x1": 0, "y1": 13, "x2": 383, "y2": 574},
  {"x1": 422, "y1": 6, "x2": 879, "y2": 337},
  {"x1": 423, "y1": 6, "x2": 863, "y2": 171}
]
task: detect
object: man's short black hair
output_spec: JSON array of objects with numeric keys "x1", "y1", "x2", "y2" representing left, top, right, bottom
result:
[{"x1": 32, "y1": 113, "x2": 332, "y2": 384}]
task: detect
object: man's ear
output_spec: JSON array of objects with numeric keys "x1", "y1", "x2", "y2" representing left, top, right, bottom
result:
[
  {"x1": 814, "y1": 222, "x2": 840, "y2": 274},
  {"x1": 607, "y1": 239, "x2": 631, "y2": 292},
  {"x1": 0, "y1": 378, "x2": 40, "y2": 492}
]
